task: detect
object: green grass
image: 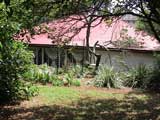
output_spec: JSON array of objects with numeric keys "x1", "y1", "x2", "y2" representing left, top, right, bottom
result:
[
  {"x1": 38, "y1": 86, "x2": 125, "y2": 105},
  {"x1": 38, "y1": 86, "x2": 81, "y2": 105},
  {"x1": 1, "y1": 85, "x2": 160, "y2": 120}
]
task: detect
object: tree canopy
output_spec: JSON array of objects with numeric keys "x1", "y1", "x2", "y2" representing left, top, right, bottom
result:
[{"x1": 53, "y1": 0, "x2": 160, "y2": 42}]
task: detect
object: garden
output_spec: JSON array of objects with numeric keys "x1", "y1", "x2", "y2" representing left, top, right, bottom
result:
[
  {"x1": 0, "y1": 41, "x2": 160, "y2": 120},
  {"x1": 0, "y1": 0, "x2": 160, "y2": 120}
]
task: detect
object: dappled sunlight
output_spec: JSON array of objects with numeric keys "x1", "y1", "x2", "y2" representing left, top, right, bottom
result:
[{"x1": 1, "y1": 89, "x2": 160, "y2": 120}]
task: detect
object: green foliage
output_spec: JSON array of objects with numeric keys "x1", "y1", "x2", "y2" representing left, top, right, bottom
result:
[
  {"x1": 24, "y1": 64, "x2": 81, "y2": 87},
  {"x1": 114, "y1": 55, "x2": 160, "y2": 92},
  {"x1": 123, "y1": 64, "x2": 151, "y2": 89},
  {"x1": 147, "y1": 54, "x2": 160, "y2": 92},
  {"x1": 136, "y1": 19, "x2": 160, "y2": 38},
  {"x1": 19, "y1": 82, "x2": 39, "y2": 100},
  {"x1": 63, "y1": 65, "x2": 82, "y2": 86},
  {"x1": 50, "y1": 75, "x2": 63, "y2": 86},
  {"x1": 94, "y1": 66, "x2": 122, "y2": 88},
  {"x1": 68, "y1": 65, "x2": 82, "y2": 78},
  {"x1": 0, "y1": 41, "x2": 34, "y2": 102},
  {"x1": 0, "y1": 0, "x2": 61, "y2": 102},
  {"x1": 24, "y1": 64, "x2": 56, "y2": 84},
  {"x1": 114, "y1": 29, "x2": 139, "y2": 48},
  {"x1": 71, "y1": 79, "x2": 81, "y2": 86},
  {"x1": 64, "y1": 73, "x2": 81, "y2": 86},
  {"x1": 136, "y1": 20, "x2": 148, "y2": 31}
]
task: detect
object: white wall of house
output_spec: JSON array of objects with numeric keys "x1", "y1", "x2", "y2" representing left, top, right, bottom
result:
[
  {"x1": 96, "y1": 50, "x2": 155, "y2": 70},
  {"x1": 31, "y1": 46, "x2": 156, "y2": 70},
  {"x1": 71, "y1": 49, "x2": 155, "y2": 70}
]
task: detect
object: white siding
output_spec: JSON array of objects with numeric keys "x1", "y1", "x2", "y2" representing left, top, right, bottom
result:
[
  {"x1": 31, "y1": 46, "x2": 156, "y2": 70},
  {"x1": 96, "y1": 50, "x2": 155, "y2": 70}
]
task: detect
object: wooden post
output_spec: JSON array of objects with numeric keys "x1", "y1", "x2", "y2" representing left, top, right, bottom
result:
[
  {"x1": 42, "y1": 48, "x2": 44, "y2": 64},
  {"x1": 36, "y1": 48, "x2": 38, "y2": 64},
  {"x1": 56, "y1": 47, "x2": 59, "y2": 74},
  {"x1": 64, "y1": 49, "x2": 68, "y2": 69},
  {"x1": 58, "y1": 48, "x2": 61, "y2": 68}
]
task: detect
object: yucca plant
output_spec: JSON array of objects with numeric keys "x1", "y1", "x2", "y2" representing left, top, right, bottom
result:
[
  {"x1": 94, "y1": 66, "x2": 122, "y2": 88},
  {"x1": 123, "y1": 64, "x2": 151, "y2": 89}
]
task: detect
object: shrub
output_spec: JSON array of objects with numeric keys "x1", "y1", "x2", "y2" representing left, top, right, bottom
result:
[
  {"x1": 50, "y1": 75, "x2": 63, "y2": 86},
  {"x1": 24, "y1": 64, "x2": 65, "y2": 86},
  {"x1": 24, "y1": 64, "x2": 56, "y2": 84},
  {"x1": 0, "y1": 40, "x2": 34, "y2": 102},
  {"x1": 123, "y1": 64, "x2": 151, "y2": 89},
  {"x1": 94, "y1": 66, "x2": 122, "y2": 88},
  {"x1": 71, "y1": 79, "x2": 81, "y2": 86},
  {"x1": 64, "y1": 73, "x2": 81, "y2": 86},
  {"x1": 67, "y1": 65, "x2": 82, "y2": 78},
  {"x1": 20, "y1": 82, "x2": 39, "y2": 100},
  {"x1": 147, "y1": 54, "x2": 160, "y2": 92}
]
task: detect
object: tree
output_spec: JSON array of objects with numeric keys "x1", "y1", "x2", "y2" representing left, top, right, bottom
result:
[
  {"x1": 56, "y1": 0, "x2": 160, "y2": 41},
  {"x1": 91, "y1": 0, "x2": 160, "y2": 41},
  {"x1": 0, "y1": 0, "x2": 63, "y2": 102},
  {"x1": 52, "y1": 0, "x2": 111, "y2": 70}
]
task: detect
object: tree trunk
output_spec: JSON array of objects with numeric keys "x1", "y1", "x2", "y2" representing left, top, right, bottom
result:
[{"x1": 86, "y1": 22, "x2": 91, "y2": 62}]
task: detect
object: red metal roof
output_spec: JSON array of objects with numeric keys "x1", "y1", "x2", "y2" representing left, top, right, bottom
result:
[{"x1": 19, "y1": 15, "x2": 160, "y2": 51}]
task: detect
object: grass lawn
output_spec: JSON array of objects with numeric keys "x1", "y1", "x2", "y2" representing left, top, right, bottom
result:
[{"x1": 1, "y1": 85, "x2": 160, "y2": 120}]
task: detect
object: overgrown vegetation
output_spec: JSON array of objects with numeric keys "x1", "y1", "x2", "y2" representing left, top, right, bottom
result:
[
  {"x1": 123, "y1": 64, "x2": 151, "y2": 89},
  {"x1": 0, "y1": 41, "x2": 36, "y2": 102},
  {"x1": 94, "y1": 66, "x2": 122, "y2": 88},
  {"x1": 136, "y1": 19, "x2": 160, "y2": 37},
  {"x1": 22, "y1": 53, "x2": 160, "y2": 92},
  {"x1": 24, "y1": 64, "x2": 81, "y2": 87},
  {"x1": 0, "y1": 0, "x2": 159, "y2": 105},
  {"x1": 24, "y1": 64, "x2": 56, "y2": 84},
  {"x1": 0, "y1": 0, "x2": 63, "y2": 103},
  {"x1": 122, "y1": 54, "x2": 160, "y2": 92},
  {"x1": 147, "y1": 54, "x2": 160, "y2": 92},
  {"x1": 93, "y1": 54, "x2": 160, "y2": 92}
]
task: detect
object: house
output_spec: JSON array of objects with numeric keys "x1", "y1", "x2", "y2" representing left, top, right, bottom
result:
[{"x1": 18, "y1": 15, "x2": 160, "y2": 69}]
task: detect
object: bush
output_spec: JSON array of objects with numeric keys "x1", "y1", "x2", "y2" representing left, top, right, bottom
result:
[
  {"x1": 147, "y1": 54, "x2": 160, "y2": 92},
  {"x1": 24, "y1": 64, "x2": 56, "y2": 84},
  {"x1": 123, "y1": 64, "x2": 151, "y2": 89},
  {"x1": 94, "y1": 66, "x2": 122, "y2": 88},
  {"x1": 64, "y1": 73, "x2": 81, "y2": 86},
  {"x1": 0, "y1": 40, "x2": 34, "y2": 102},
  {"x1": 24, "y1": 64, "x2": 66, "y2": 86},
  {"x1": 19, "y1": 82, "x2": 39, "y2": 100},
  {"x1": 67, "y1": 65, "x2": 82, "y2": 78},
  {"x1": 71, "y1": 79, "x2": 81, "y2": 86},
  {"x1": 50, "y1": 75, "x2": 63, "y2": 86}
]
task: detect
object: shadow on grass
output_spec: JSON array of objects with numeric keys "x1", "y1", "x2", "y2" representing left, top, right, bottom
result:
[{"x1": 1, "y1": 91, "x2": 160, "y2": 120}]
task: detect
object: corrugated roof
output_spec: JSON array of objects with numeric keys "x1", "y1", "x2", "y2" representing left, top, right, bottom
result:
[{"x1": 18, "y1": 15, "x2": 160, "y2": 51}]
